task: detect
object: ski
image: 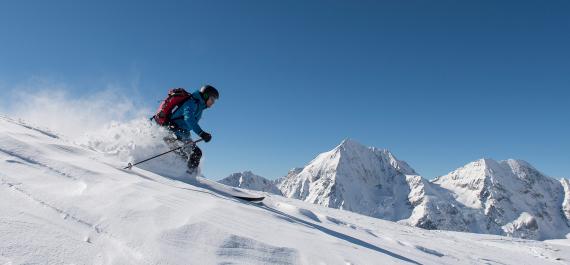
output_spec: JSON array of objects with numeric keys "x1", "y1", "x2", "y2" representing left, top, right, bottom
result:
[{"x1": 232, "y1": 195, "x2": 265, "y2": 202}]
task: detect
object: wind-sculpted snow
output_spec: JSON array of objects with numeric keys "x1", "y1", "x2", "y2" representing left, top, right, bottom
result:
[{"x1": 157, "y1": 222, "x2": 299, "y2": 264}]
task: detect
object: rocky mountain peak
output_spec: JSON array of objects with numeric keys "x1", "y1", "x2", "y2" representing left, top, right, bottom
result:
[{"x1": 278, "y1": 139, "x2": 416, "y2": 221}]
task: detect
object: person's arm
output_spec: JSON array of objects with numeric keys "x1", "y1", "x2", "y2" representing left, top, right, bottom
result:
[{"x1": 182, "y1": 102, "x2": 204, "y2": 136}]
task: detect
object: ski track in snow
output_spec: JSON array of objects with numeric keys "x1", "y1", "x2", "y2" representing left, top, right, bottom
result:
[
  {"x1": 1, "y1": 116, "x2": 570, "y2": 264},
  {"x1": 0, "y1": 146, "x2": 82, "y2": 181},
  {"x1": 0, "y1": 116, "x2": 59, "y2": 139},
  {"x1": 1, "y1": 178, "x2": 95, "y2": 231}
]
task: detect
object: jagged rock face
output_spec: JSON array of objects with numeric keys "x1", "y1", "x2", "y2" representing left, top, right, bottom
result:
[
  {"x1": 274, "y1": 168, "x2": 304, "y2": 188},
  {"x1": 401, "y1": 175, "x2": 487, "y2": 233},
  {"x1": 430, "y1": 159, "x2": 568, "y2": 240},
  {"x1": 218, "y1": 171, "x2": 282, "y2": 195},
  {"x1": 561, "y1": 179, "x2": 570, "y2": 226},
  {"x1": 502, "y1": 212, "x2": 539, "y2": 239},
  {"x1": 278, "y1": 139, "x2": 416, "y2": 221}
]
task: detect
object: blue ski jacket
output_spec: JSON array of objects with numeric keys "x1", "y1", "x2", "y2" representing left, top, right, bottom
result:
[{"x1": 170, "y1": 90, "x2": 207, "y2": 141}]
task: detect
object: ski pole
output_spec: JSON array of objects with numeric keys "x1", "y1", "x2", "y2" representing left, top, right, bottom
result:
[{"x1": 124, "y1": 139, "x2": 203, "y2": 169}]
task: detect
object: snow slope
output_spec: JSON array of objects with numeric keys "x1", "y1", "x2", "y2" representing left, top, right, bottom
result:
[{"x1": 2, "y1": 116, "x2": 570, "y2": 264}]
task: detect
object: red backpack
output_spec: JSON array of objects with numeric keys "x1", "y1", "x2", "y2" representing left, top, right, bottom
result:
[{"x1": 153, "y1": 88, "x2": 193, "y2": 126}]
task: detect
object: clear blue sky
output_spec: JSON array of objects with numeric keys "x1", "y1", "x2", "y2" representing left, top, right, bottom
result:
[{"x1": 1, "y1": 0, "x2": 569, "y2": 180}]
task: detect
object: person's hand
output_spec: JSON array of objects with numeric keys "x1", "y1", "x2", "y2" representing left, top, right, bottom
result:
[{"x1": 199, "y1": 131, "x2": 212, "y2": 143}]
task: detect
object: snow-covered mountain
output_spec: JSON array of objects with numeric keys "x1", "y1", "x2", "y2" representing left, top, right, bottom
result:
[
  {"x1": 275, "y1": 167, "x2": 304, "y2": 187},
  {"x1": 400, "y1": 174, "x2": 478, "y2": 232},
  {"x1": 218, "y1": 171, "x2": 282, "y2": 195},
  {"x1": 423, "y1": 159, "x2": 570, "y2": 240},
  {"x1": 278, "y1": 139, "x2": 417, "y2": 221},
  {"x1": 272, "y1": 139, "x2": 570, "y2": 240},
  {"x1": 3, "y1": 116, "x2": 570, "y2": 264}
]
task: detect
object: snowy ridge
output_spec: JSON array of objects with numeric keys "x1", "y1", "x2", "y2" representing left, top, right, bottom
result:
[
  {"x1": 401, "y1": 174, "x2": 482, "y2": 232},
  {"x1": 2, "y1": 116, "x2": 570, "y2": 264},
  {"x1": 218, "y1": 171, "x2": 282, "y2": 195},
  {"x1": 432, "y1": 159, "x2": 569, "y2": 240},
  {"x1": 267, "y1": 139, "x2": 570, "y2": 240},
  {"x1": 278, "y1": 139, "x2": 416, "y2": 221}
]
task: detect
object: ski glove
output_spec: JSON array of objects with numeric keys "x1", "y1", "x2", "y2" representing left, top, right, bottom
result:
[{"x1": 199, "y1": 131, "x2": 212, "y2": 143}]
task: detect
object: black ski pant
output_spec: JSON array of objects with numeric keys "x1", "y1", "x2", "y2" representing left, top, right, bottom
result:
[
  {"x1": 186, "y1": 145, "x2": 202, "y2": 170},
  {"x1": 163, "y1": 129, "x2": 202, "y2": 171}
]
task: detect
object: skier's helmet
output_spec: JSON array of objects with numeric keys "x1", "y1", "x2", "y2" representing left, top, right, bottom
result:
[{"x1": 200, "y1": 85, "x2": 219, "y2": 101}]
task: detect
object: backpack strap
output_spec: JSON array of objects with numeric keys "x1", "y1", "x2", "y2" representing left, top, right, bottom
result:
[{"x1": 169, "y1": 93, "x2": 200, "y2": 122}]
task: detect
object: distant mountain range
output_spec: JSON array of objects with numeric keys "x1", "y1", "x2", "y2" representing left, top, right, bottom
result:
[
  {"x1": 219, "y1": 139, "x2": 570, "y2": 240},
  {"x1": 218, "y1": 171, "x2": 282, "y2": 195}
]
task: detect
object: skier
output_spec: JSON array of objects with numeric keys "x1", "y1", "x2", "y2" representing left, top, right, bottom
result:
[{"x1": 156, "y1": 85, "x2": 219, "y2": 176}]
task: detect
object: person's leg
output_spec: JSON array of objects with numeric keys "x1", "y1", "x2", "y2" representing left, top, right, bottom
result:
[
  {"x1": 187, "y1": 145, "x2": 202, "y2": 173},
  {"x1": 169, "y1": 128, "x2": 191, "y2": 160},
  {"x1": 166, "y1": 127, "x2": 202, "y2": 174},
  {"x1": 161, "y1": 134, "x2": 183, "y2": 157}
]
